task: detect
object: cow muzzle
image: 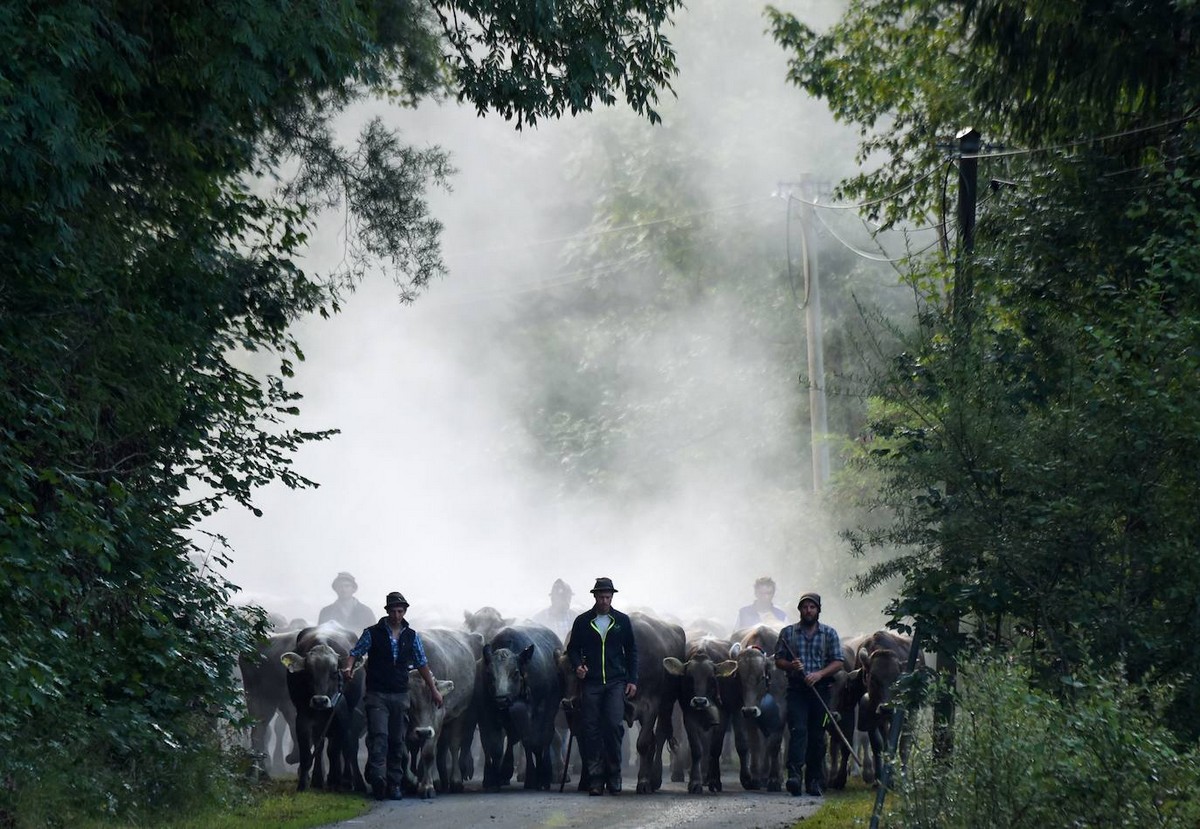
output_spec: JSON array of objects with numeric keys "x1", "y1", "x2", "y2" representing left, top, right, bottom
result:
[
  {"x1": 494, "y1": 694, "x2": 513, "y2": 710},
  {"x1": 742, "y1": 705, "x2": 761, "y2": 719},
  {"x1": 413, "y1": 726, "x2": 435, "y2": 743},
  {"x1": 689, "y1": 696, "x2": 711, "y2": 710},
  {"x1": 310, "y1": 695, "x2": 333, "y2": 710}
]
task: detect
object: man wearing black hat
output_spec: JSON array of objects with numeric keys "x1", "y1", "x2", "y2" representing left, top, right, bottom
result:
[
  {"x1": 774, "y1": 591, "x2": 843, "y2": 798},
  {"x1": 565, "y1": 577, "x2": 638, "y2": 796},
  {"x1": 532, "y1": 578, "x2": 579, "y2": 644},
  {"x1": 344, "y1": 591, "x2": 444, "y2": 801},
  {"x1": 318, "y1": 571, "x2": 376, "y2": 631}
]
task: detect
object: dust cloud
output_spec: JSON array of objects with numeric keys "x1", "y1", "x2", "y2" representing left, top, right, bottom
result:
[{"x1": 196, "y1": 0, "x2": 901, "y2": 640}]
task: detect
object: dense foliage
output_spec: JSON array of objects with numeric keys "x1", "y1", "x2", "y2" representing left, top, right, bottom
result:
[
  {"x1": 769, "y1": 0, "x2": 1200, "y2": 737},
  {"x1": 894, "y1": 657, "x2": 1200, "y2": 828},
  {"x1": 0, "y1": 0, "x2": 682, "y2": 821}
]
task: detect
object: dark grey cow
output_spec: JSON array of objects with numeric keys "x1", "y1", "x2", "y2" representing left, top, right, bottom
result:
[
  {"x1": 239, "y1": 629, "x2": 298, "y2": 775},
  {"x1": 664, "y1": 636, "x2": 735, "y2": 793},
  {"x1": 725, "y1": 625, "x2": 789, "y2": 791},
  {"x1": 853, "y1": 630, "x2": 921, "y2": 783},
  {"x1": 281, "y1": 622, "x2": 365, "y2": 792},
  {"x1": 404, "y1": 628, "x2": 479, "y2": 797},
  {"x1": 479, "y1": 624, "x2": 563, "y2": 791}
]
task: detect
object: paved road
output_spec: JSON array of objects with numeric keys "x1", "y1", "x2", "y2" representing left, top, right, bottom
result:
[{"x1": 320, "y1": 781, "x2": 821, "y2": 829}]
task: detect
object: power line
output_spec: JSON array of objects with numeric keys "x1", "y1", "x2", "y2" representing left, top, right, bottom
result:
[
  {"x1": 785, "y1": 164, "x2": 946, "y2": 212},
  {"x1": 959, "y1": 108, "x2": 1200, "y2": 161},
  {"x1": 811, "y1": 206, "x2": 943, "y2": 263}
]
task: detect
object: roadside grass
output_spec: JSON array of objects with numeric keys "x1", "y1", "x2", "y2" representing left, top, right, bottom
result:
[
  {"x1": 798, "y1": 778, "x2": 887, "y2": 828},
  {"x1": 79, "y1": 780, "x2": 371, "y2": 829}
]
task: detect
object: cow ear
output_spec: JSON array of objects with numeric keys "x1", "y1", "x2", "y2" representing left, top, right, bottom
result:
[
  {"x1": 504, "y1": 617, "x2": 516, "y2": 627},
  {"x1": 857, "y1": 647, "x2": 869, "y2": 668},
  {"x1": 436, "y1": 679, "x2": 455, "y2": 695},
  {"x1": 715, "y1": 660, "x2": 739, "y2": 678},
  {"x1": 463, "y1": 610, "x2": 474, "y2": 624},
  {"x1": 729, "y1": 643, "x2": 743, "y2": 659},
  {"x1": 482, "y1": 644, "x2": 493, "y2": 663},
  {"x1": 663, "y1": 657, "x2": 686, "y2": 676},
  {"x1": 280, "y1": 652, "x2": 305, "y2": 673},
  {"x1": 520, "y1": 644, "x2": 535, "y2": 664}
]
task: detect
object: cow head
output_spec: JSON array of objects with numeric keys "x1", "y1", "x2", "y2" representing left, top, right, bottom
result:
[
  {"x1": 407, "y1": 671, "x2": 456, "y2": 745},
  {"x1": 864, "y1": 643, "x2": 902, "y2": 715},
  {"x1": 729, "y1": 642, "x2": 776, "y2": 721},
  {"x1": 464, "y1": 607, "x2": 514, "y2": 643},
  {"x1": 482, "y1": 642, "x2": 533, "y2": 710},
  {"x1": 281, "y1": 642, "x2": 343, "y2": 710},
  {"x1": 664, "y1": 654, "x2": 729, "y2": 728}
]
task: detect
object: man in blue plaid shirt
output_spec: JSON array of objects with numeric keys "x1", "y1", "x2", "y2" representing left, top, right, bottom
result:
[{"x1": 774, "y1": 591, "x2": 843, "y2": 797}]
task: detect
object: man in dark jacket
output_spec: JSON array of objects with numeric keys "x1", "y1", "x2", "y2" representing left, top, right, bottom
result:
[
  {"x1": 566, "y1": 577, "x2": 638, "y2": 796},
  {"x1": 344, "y1": 591, "x2": 443, "y2": 801}
]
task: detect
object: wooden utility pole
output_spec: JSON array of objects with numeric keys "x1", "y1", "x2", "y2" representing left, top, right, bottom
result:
[
  {"x1": 933, "y1": 127, "x2": 981, "y2": 761},
  {"x1": 797, "y1": 175, "x2": 831, "y2": 491}
]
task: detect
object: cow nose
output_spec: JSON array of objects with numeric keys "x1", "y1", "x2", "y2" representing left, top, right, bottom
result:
[
  {"x1": 690, "y1": 697, "x2": 709, "y2": 709},
  {"x1": 495, "y1": 695, "x2": 512, "y2": 710},
  {"x1": 310, "y1": 696, "x2": 332, "y2": 710},
  {"x1": 742, "y1": 706, "x2": 761, "y2": 719},
  {"x1": 561, "y1": 697, "x2": 578, "y2": 712},
  {"x1": 415, "y1": 726, "x2": 435, "y2": 742}
]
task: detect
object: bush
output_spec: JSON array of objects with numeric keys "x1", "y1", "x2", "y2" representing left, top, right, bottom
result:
[{"x1": 891, "y1": 656, "x2": 1200, "y2": 829}]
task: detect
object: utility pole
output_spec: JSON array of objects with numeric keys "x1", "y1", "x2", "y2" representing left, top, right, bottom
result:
[
  {"x1": 933, "y1": 126, "x2": 981, "y2": 762},
  {"x1": 794, "y1": 175, "x2": 831, "y2": 491}
]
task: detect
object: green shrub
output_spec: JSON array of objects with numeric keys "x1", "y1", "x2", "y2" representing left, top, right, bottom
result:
[{"x1": 891, "y1": 656, "x2": 1200, "y2": 828}]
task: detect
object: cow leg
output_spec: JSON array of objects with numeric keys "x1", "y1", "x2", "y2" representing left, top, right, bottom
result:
[
  {"x1": 705, "y1": 718, "x2": 727, "y2": 792},
  {"x1": 682, "y1": 717, "x2": 706, "y2": 794},
  {"x1": 480, "y1": 716, "x2": 505, "y2": 791},
  {"x1": 765, "y1": 728, "x2": 784, "y2": 792},
  {"x1": 634, "y1": 711, "x2": 658, "y2": 794},
  {"x1": 731, "y1": 718, "x2": 752, "y2": 790},
  {"x1": 294, "y1": 719, "x2": 313, "y2": 792}
]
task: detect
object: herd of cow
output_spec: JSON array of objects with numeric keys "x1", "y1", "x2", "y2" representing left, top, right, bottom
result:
[{"x1": 237, "y1": 606, "x2": 921, "y2": 798}]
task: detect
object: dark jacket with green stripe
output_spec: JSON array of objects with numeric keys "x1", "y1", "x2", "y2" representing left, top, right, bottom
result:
[{"x1": 566, "y1": 607, "x2": 639, "y2": 685}]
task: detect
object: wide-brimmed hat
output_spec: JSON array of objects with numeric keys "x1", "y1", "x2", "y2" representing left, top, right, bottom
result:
[
  {"x1": 590, "y1": 577, "x2": 618, "y2": 594},
  {"x1": 797, "y1": 592, "x2": 821, "y2": 610},
  {"x1": 551, "y1": 578, "x2": 573, "y2": 597},
  {"x1": 385, "y1": 591, "x2": 410, "y2": 610},
  {"x1": 331, "y1": 571, "x2": 358, "y2": 591}
]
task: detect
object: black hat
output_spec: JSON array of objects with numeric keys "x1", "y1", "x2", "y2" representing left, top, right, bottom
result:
[
  {"x1": 551, "y1": 578, "x2": 573, "y2": 596},
  {"x1": 590, "y1": 577, "x2": 618, "y2": 594},
  {"x1": 385, "y1": 591, "x2": 410, "y2": 610},
  {"x1": 331, "y1": 571, "x2": 358, "y2": 591},
  {"x1": 797, "y1": 592, "x2": 821, "y2": 610}
]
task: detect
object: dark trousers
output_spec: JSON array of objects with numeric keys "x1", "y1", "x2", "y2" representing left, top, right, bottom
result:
[
  {"x1": 364, "y1": 690, "x2": 409, "y2": 789},
  {"x1": 786, "y1": 684, "x2": 829, "y2": 786},
  {"x1": 582, "y1": 679, "x2": 626, "y2": 785}
]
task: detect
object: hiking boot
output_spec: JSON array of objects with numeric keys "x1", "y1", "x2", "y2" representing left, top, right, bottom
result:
[
  {"x1": 806, "y1": 781, "x2": 824, "y2": 797},
  {"x1": 785, "y1": 777, "x2": 802, "y2": 796}
]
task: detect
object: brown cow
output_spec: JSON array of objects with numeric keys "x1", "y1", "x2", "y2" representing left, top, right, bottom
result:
[{"x1": 664, "y1": 636, "x2": 735, "y2": 793}]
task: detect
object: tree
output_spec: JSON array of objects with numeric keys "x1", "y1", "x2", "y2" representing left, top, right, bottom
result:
[
  {"x1": 0, "y1": 0, "x2": 683, "y2": 819},
  {"x1": 770, "y1": 0, "x2": 1200, "y2": 739}
]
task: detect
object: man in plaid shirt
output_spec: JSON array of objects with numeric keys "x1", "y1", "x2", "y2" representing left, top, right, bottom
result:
[{"x1": 774, "y1": 591, "x2": 843, "y2": 797}]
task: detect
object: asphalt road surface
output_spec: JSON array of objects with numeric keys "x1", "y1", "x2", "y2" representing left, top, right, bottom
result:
[{"x1": 320, "y1": 781, "x2": 822, "y2": 829}]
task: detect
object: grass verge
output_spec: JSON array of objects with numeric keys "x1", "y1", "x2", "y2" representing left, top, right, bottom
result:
[
  {"x1": 80, "y1": 780, "x2": 372, "y2": 829},
  {"x1": 797, "y1": 779, "x2": 884, "y2": 828}
]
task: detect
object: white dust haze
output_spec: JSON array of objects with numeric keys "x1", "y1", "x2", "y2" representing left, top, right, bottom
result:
[{"x1": 197, "y1": 0, "x2": 907, "y2": 639}]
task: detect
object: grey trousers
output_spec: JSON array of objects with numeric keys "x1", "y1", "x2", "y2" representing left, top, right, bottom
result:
[
  {"x1": 364, "y1": 690, "x2": 409, "y2": 789},
  {"x1": 582, "y1": 679, "x2": 626, "y2": 784}
]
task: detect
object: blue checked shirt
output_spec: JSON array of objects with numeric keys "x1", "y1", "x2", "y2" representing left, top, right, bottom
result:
[
  {"x1": 775, "y1": 622, "x2": 842, "y2": 688},
  {"x1": 349, "y1": 623, "x2": 429, "y2": 669}
]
